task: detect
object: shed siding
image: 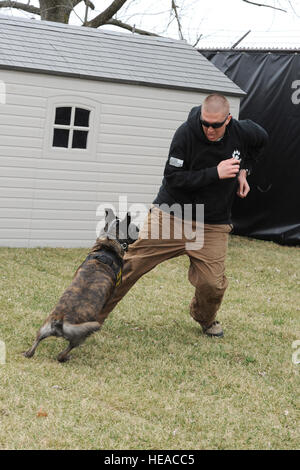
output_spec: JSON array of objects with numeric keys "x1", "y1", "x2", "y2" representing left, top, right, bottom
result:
[{"x1": 0, "y1": 69, "x2": 240, "y2": 247}]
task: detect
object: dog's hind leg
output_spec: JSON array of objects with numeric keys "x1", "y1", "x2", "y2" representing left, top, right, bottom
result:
[
  {"x1": 57, "y1": 342, "x2": 76, "y2": 363},
  {"x1": 56, "y1": 321, "x2": 101, "y2": 362},
  {"x1": 23, "y1": 322, "x2": 54, "y2": 358}
]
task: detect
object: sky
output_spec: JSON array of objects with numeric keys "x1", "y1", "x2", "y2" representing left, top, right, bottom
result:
[{"x1": 1, "y1": 0, "x2": 300, "y2": 48}]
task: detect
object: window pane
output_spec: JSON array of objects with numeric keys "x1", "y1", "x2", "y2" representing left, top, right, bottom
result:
[
  {"x1": 55, "y1": 107, "x2": 72, "y2": 125},
  {"x1": 72, "y1": 130, "x2": 88, "y2": 149},
  {"x1": 53, "y1": 129, "x2": 69, "y2": 147},
  {"x1": 74, "y1": 108, "x2": 90, "y2": 127}
]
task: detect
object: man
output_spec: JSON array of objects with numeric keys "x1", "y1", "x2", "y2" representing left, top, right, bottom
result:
[{"x1": 100, "y1": 94, "x2": 268, "y2": 337}]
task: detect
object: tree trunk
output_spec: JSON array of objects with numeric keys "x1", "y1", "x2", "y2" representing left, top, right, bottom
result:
[{"x1": 39, "y1": 0, "x2": 72, "y2": 23}]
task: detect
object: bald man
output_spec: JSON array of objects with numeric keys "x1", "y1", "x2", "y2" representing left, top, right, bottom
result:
[{"x1": 100, "y1": 94, "x2": 268, "y2": 338}]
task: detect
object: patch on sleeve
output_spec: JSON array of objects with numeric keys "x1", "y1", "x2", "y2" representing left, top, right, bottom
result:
[{"x1": 169, "y1": 156, "x2": 184, "y2": 168}]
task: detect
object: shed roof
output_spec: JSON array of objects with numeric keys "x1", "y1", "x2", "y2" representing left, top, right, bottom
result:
[{"x1": 0, "y1": 15, "x2": 244, "y2": 96}]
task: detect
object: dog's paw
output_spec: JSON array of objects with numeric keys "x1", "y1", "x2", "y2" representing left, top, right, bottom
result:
[
  {"x1": 23, "y1": 350, "x2": 34, "y2": 358},
  {"x1": 57, "y1": 354, "x2": 70, "y2": 363}
]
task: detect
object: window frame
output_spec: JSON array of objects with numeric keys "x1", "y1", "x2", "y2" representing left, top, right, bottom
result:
[{"x1": 43, "y1": 96, "x2": 99, "y2": 160}]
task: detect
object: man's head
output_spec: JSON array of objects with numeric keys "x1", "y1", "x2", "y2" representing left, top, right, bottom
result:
[{"x1": 201, "y1": 94, "x2": 232, "y2": 142}]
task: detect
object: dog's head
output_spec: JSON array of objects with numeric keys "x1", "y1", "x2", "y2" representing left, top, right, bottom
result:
[{"x1": 99, "y1": 208, "x2": 139, "y2": 251}]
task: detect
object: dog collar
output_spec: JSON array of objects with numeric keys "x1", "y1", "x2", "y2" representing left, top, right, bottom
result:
[{"x1": 86, "y1": 249, "x2": 123, "y2": 286}]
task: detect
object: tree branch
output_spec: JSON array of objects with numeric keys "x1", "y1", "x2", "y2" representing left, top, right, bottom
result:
[
  {"x1": 0, "y1": 1, "x2": 40, "y2": 15},
  {"x1": 105, "y1": 18, "x2": 160, "y2": 36},
  {"x1": 84, "y1": 0, "x2": 94, "y2": 9},
  {"x1": 241, "y1": 0, "x2": 287, "y2": 12},
  {"x1": 192, "y1": 33, "x2": 203, "y2": 48},
  {"x1": 171, "y1": 0, "x2": 184, "y2": 40},
  {"x1": 84, "y1": 0, "x2": 128, "y2": 28},
  {"x1": 288, "y1": 0, "x2": 300, "y2": 17},
  {"x1": 70, "y1": 0, "x2": 83, "y2": 8}
]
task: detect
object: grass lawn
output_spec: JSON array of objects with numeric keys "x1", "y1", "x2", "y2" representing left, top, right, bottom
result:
[{"x1": 0, "y1": 235, "x2": 299, "y2": 450}]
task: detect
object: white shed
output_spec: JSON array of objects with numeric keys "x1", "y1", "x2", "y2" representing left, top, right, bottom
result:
[{"x1": 0, "y1": 15, "x2": 244, "y2": 247}]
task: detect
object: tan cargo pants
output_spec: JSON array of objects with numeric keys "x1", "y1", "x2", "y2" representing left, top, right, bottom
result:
[{"x1": 100, "y1": 207, "x2": 232, "y2": 329}]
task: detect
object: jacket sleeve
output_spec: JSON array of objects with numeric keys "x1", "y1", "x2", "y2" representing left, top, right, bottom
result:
[
  {"x1": 239, "y1": 120, "x2": 269, "y2": 175},
  {"x1": 163, "y1": 125, "x2": 219, "y2": 190}
]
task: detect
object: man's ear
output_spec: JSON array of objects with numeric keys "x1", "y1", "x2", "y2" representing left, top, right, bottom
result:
[{"x1": 226, "y1": 114, "x2": 232, "y2": 124}]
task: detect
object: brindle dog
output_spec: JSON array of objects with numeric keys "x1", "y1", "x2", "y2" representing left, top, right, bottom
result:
[{"x1": 23, "y1": 209, "x2": 138, "y2": 362}]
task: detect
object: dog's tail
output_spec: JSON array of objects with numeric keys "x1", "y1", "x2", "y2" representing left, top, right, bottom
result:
[{"x1": 62, "y1": 321, "x2": 101, "y2": 345}]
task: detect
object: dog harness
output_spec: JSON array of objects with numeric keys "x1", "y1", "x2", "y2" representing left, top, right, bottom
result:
[{"x1": 86, "y1": 249, "x2": 123, "y2": 287}]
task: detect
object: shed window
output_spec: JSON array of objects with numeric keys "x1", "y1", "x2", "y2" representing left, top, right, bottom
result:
[{"x1": 52, "y1": 106, "x2": 90, "y2": 149}]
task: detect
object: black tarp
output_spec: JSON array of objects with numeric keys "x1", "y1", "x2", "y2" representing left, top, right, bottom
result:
[{"x1": 201, "y1": 50, "x2": 300, "y2": 246}]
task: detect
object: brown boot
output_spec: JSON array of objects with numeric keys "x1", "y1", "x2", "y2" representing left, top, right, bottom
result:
[{"x1": 203, "y1": 321, "x2": 224, "y2": 338}]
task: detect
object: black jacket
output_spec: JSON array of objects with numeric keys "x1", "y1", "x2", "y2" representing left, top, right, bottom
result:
[{"x1": 153, "y1": 105, "x2": 268, "y2": 224}]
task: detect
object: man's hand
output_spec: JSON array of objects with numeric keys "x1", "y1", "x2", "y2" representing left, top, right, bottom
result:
[
  {"x1": 237, "y1": 170, "x2": 250, "y2": 198},
  {"x1": 217, "y1": 157, "x2": 240, "y2": 179}
]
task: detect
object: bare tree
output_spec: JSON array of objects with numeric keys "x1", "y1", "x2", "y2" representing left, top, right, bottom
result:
[
  {"x1": 241, "y1": 0, "x2": 287, "y2": 12},
  {"x1": 0, "y1": 0, "x2": 292, "y2": 39}
]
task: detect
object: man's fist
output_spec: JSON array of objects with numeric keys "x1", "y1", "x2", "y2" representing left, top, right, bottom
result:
[
  {"x1": 237, "y1": 170, "x2": 250, "y2": 198},
  {"x1": 217, "y1": 157, "x2": 240, "y2": 179}
]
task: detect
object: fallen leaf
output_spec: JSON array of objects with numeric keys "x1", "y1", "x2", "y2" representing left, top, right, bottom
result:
[{"x1": 37, "y1": 408, "x2": 48, "y2": 418}]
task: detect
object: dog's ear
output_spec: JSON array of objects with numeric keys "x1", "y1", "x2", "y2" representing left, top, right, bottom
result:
[
  {"x1": 105, "y1": 208, "x2": 116, "y2": 223},
  {"x1": 125, "y1": 212, "x2": 139, "y2": 240},
  {"x1": 104, "y1": 208, "x2": 117, "y2": 231},
  {"x1": 126, "y1": 212, "x2": 131, "y2": 226},
  {"x1": 118, "y1": 212, "x2": 131, "y2": 229}
]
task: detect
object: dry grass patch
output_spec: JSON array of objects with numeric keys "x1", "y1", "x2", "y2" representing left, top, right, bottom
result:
[{"x1": 0, "y1": 236, "x2": 299, "y2": 449}]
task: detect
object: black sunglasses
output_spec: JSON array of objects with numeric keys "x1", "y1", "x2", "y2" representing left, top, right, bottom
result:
[{"x1": 200, "y1": 114, "x2": 230, "y2": 129}]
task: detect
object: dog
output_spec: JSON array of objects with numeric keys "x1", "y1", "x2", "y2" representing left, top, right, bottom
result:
[{"x1": 23, "y1": 209, "x2": 138, "y2": 362}]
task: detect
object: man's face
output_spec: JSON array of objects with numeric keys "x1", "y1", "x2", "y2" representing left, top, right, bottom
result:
[{"x1": 201, "y1": 109, "x2": 232, "y2": 142}]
